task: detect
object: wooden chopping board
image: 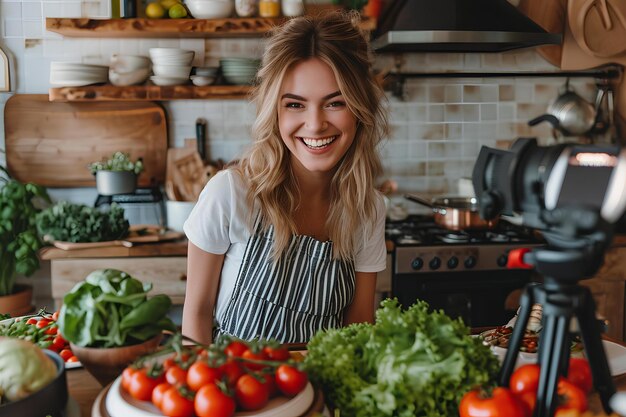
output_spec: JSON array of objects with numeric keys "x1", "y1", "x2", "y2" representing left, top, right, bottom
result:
[{"x1": 4, "y1": 94, "x2": 167, "y2": 187}]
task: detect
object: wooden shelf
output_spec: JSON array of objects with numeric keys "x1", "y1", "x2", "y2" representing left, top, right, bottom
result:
[
  {"x1": 45, "y1": 16, "x2": 376, "y2": 38},
  {"x1": 49, "y1": 84, "x2": 253, "y2": 101},
  {"x1": 46, "y1": 17, "x2": 285, "y2": 38}
]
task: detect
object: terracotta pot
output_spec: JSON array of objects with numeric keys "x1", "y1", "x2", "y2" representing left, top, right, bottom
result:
[
  {"x1": 70, "y1": 334, "x2": 162, "y2": 386},
  {"x1": 0, "y1": 284, "x2": 34, "y2": 317}
]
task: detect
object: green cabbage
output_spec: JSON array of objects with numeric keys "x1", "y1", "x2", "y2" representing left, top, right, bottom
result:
[{"x1": 304, "y1": 299, "x2": 499, "y2": 417}]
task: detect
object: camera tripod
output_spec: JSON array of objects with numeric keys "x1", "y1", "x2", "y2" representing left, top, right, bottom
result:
[{"x1": 499, "y1": 242, "x2": 616, "y2": 417}]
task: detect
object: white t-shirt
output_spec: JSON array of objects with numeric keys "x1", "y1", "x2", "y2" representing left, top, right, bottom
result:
[{"x1": 183, "y1": 169, "x2": 387, "y2": 326}]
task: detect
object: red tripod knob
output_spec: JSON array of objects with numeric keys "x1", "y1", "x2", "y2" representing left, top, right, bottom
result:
[{"x1": 507, "y1": 248, "x2": 533, "y2": 269}]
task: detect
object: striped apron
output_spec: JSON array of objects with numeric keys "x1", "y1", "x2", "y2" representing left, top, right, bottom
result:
[{"x1": 216, "y1": 221, "x2": 355, "y2": 343}]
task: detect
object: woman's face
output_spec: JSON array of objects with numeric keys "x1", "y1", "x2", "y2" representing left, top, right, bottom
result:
[{"x1": 278, "y1": 58, "x2": 357, "y2": 176}]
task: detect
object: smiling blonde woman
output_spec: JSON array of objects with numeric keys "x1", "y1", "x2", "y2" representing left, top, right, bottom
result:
[{"x1": 182, "y1": 11, "x2": 389, "y2": 345}]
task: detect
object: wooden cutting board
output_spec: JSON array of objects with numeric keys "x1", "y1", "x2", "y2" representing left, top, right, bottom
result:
[{"x1": 4, "y1": 94, "x2": 167, "y2": 187}]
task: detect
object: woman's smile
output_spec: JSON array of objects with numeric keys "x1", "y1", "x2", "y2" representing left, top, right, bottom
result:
[{"x1": 298, "y1": 135, "x2": 338, "y2": 150}]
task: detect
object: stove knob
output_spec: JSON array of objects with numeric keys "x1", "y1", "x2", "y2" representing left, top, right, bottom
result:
[
  {"x1": 429, "y1": 257, "x2": 441, "y2": 270},
  {"x1": 447, "y1": 256, "x2": 459, "y2": 269},
  {"x1": 497, "y1": 254, "x2": 508, "y2": 267},
  {"x1": 411, "y1": 257, "x2": 424, "y2": 270},
  {"x1": 464, "y1": 256, "x2": 477, "y2": 269}
]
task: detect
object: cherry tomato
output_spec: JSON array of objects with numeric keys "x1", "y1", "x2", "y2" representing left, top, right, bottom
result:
[
  {"x1": 129, "y1": 369, "x2": 164, "y2": 402},
  {"x1": 59, "y1": 348, "x2": 74, "y2": 362},
  {"x1": 163, "y1": 357, "x2": 177, "y2": 371},
  {"x1": 557, "y1": 378, "x2": 588, "y2": 414},
  {"x1": 259, "y1": 372, "x2": 277, "y2": 398},
  {"x1": 242, "y1": 349, "x2": 269, "y2": 371},
  {"x1": 275, "y1": 364, "x2": 308, "y2": 397},
  {"x1": 36, "y1": 319, "x2": 51, "y2": 329},
  {"x1": 224, "y1": 340, "x2": 249, "y2": 358},
  {"x1": 219, "y1": 360, "x2": 244, "y2": 387},
  {"x1": 66, "y1": 356, "x2": 79, "y2": 363},
  {"x1": 121, "y1": 367, "x2": 137, "y2": 392},
  {"x1": 567, "y1": 357, "x2": 593, "y2": 394},
  {"x1": 26, "y1": 317, "x2": 38, "y2": 325},
  {"x1": 510, "y1": 364, "x2": 541, "y2": 395},
  {"x1": 165, "y1": 366, "x2": 188, "y2": 386},
  {"x1": 151, "y1": 382, "x2": 171, "y2": 410},
  {"x1": 161, "y1": 386, "x2": 195, "y2": 417},
  {"x1": 263, "y1": 345, "x2": 290, "y2": 362},
  {"x1": 194, "y1": 383, "x2": 236, "y2": 417},
  {"x1": 51, "y1": 334, "x2": 67, "y2": 351},
  {"x1": 52, "y1": 311, "x2": 60, "y2": 321},
  {"x1": 459, "y1": 387, "x2": 527, "y2": 417},
  {"x1": 44, "y1": 326, "x2": 58, "y2": 335},
  {"x1": 235, "y1": 374, "x2": 270, "y2": 410},
  {"x1": 187, "y1": 361, "x2": 222, "y2": 391}
]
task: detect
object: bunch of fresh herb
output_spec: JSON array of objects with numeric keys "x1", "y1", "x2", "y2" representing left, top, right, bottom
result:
[
  {"x1": 88, "y1": 151, "x2": 144, "y2": 175},
  {"x1": 35, "y1": 201, "x2": 129, "y2": 243},
  {"x1": 0, "y1": 165, "x2": 50, "y2": 296},
  {"x1": 304, "y1": 298, "x2": 499, "y2": 417},
  {"x1": 57, "y1": 269, "x2": 176, "y2": 347}
]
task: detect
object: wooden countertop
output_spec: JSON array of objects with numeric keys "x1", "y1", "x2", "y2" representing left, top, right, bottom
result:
[{"x1": 40, "y1": 239, "x2": 188, "y2": 260}]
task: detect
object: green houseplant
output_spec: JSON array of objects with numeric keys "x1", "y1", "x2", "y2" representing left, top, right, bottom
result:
[
  {"x1": 89, "y1": 151, "x2": 144, "y2": 196},
  {"x1": 0, "y1": 163, "x2": 50, "y2": 307}
]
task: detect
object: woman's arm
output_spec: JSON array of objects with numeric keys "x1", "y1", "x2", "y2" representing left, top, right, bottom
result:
[
  {"x1": 182, "y1": 241, "x2": 225, "y2": 345},
  {"x1": 343, "y1": 271, "x2": 377, "y2": 325}
]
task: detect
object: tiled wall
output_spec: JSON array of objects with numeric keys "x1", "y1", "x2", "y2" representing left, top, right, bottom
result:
[{"x1": 0, "y1": 0, "x2": 599, "y2": 305}]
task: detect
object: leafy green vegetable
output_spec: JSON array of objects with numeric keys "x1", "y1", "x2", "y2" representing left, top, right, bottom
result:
[
  {"x1": 0, "y1": 164, "x2": 50, "y2": 296},
  {"x1": 88, "y1": 151, "x2": 144, "y2": 175},
  {"x1": 35, "y1": 201, "x2": 129, "y2": 243},
  {"x1": 57, "y1": 269, "x2": 176, "y2": 348},
  {"x1": 303, "y1": 299, "x2": 499, "y2": 417}
]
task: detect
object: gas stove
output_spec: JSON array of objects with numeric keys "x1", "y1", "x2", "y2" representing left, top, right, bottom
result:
[{"x1": 387, "y1": 215, "x2": 544, "y2": 274}]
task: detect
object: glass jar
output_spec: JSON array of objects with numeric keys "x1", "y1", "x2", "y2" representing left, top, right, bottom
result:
[
  {"x1": 281, "y1": 0, "x2": 303, "y2": 17},
  {"x1": 235, "y1": 0, "x2": 257, "y2": 17},
  {"x1": 259, "y1": 0, "x2": 280, "y2": 17}
]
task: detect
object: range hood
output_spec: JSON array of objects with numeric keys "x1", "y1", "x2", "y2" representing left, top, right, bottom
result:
[{"x1": 371, "y1": 0, "x2": 562, "y2": 53}]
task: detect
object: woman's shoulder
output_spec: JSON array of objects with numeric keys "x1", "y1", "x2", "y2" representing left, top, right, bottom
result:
[{"x1": 207, "y1": 167, "x2": 248, "y2": 193}]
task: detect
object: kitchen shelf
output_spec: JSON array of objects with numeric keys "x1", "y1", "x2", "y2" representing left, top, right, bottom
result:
[
  {"x1": 45, "y1": 16, "x2": 376, "y2": 38},
  {"x1": 48, "y1": 84, "x2": 253, "y2": 101}
]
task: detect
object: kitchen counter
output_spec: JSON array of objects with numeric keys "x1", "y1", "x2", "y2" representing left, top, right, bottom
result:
[{"x1": 39, "y1": 239, "x2": 188, "y2": 260}]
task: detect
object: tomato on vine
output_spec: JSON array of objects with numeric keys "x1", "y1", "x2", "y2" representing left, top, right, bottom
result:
[
  {"x1": 459, "y1": 387, "x2": 527, "y2": 417},
  {"x1": 194, "y1": 383, "x2": 236, "y2": 417},
  {"x1": 275, "y1": 364, "x2": 308, "y2": 397},
  {"x1": 235, "y1": 374, "x2": 270, "y2": 410}
]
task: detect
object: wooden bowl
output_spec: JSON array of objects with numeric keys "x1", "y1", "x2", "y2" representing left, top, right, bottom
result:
[{"x1": 70, "y1": 334, "x2": 162, "y2": 386}]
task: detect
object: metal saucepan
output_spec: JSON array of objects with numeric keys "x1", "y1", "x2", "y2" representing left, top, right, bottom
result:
[{"x1": 404, "y1": 193, "x2": 498, "y2": 231}]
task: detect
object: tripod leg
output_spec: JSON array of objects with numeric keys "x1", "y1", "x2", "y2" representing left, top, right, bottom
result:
[
  {"x1": 534, "y1": 311, "x2": 570, "y2": 417},
  {"x1": 499, "y1": 284, "x2": 538, "y2": 386},
  {"x1": 575, "y1": 287, "x2": 615, "y2": 413}
]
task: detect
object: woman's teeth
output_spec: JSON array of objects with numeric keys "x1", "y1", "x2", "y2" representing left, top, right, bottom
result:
[{"x1": 300, "y1": 136, "x2": 337, "y2": 149}]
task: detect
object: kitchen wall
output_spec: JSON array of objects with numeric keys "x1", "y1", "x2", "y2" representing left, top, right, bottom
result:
[{"x1": 0, "y1": 0, "x2": 598, "y2": 306}]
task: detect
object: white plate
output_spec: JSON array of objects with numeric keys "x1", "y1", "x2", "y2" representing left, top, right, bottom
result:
[
  {"x1": 490, "y1": 340, "x2": 626, "y2": 376},
  {"x1": 106, "y1": 376, "x2": 315, "y2": 417},
  {"x1": 0, "y1": 316, "x2": 82, "y2": 369}
]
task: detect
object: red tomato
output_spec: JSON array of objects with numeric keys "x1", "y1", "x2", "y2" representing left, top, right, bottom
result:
[
  {"x1": 224, "y1": 340, "x2": 249, "y2": 358},
  {"x1": 557, "y1": 378, "x2": 588, "y2": 414},
  {"x1": 242, "y1": 349, "x2": 269, "y2": 371},
  {"x1": 51, "y1": 335, "x2": 67, "y2": 351},
  {"x1": 36, "y1": 319, "x2": 51, "y2": 329},
  {"x1": 517, "y1": 390, "x2": 536, "y2": 417},
  {"x1": 129, "y1": 369, "x2": 164, "y2": 402},
  {"x1": 194, "y1": 383, "x2": 236, "y2": 417},
  {"x1": 275, "y1": 364, "x2": 308, "y2": 397},
  {"x1": 567, "y1": 357, "x2": 593, "y2": 394},
  {"x1": 163, "y1": 357, "x2": 177, "y2": 371},
  {"x1": 151, "y1": 382, "x2": 171, "y2": 410},
  {"x1": 459, "y1": 387, "x2": 527, "y2": 417},
  {"x1": 59, "y1": 348, "x2": 74, "y2": 362},
  {"x1": 26, "y1": 317, "x2": 38, "y2": 325},
  {"x1": 165, "y1": 366, "x2": 188, "y2": 386},
  {"x1": 510, "y1": 364, "x2": 541, "y2": 395},
  {"x1": 187, "y1": 361, "x2": 222, "y2": 391},
  {"x1": 219, "y1": 360, "x2": 244, "y2": 387},
  {"x1": 263, "y1": 345, "x2": 290, "y2": 362},
  {"x1": 259, "y1": 372, "x2": 277, "y2": 398},
  {"x1": 121, "y1": 367, "x2": 138, "y2": 392},
  {"x1": 44, "y1": 326, "x2": 57, "y2": 335},
  {"x1": 161, "y1": 386, "x2": 195, "y2": 417},
  {"x1": 51, "y1": 311, "x2": 60, "y2": 321},
  {"x1": 66, "y1": 356, "x2": 79, "y2": 363},
  {"x1": 235, "y1": 374, "x2": 270, "y2": 410}
]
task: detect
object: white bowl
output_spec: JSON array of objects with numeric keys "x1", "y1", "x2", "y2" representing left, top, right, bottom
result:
[
  {"x1": 50, "y1": 62, "x2": 109, "y2": 71},
  {"x1": 190, "y1": 75, "x2": 216, "y2": 86},
  {"x1": 150, "y1": 75, "x2": 189, "y2": 86},
  {"x1": 166, "y1": 201, "x2": 196, "y2": 232},
  {"x1": 109, "y1": 67, "x2": 151, "y2": 86},
  {"x1": 186, "y1": 0, "x2": 234, "y2": 18},
  {"x1": 149, "y1": 48, "x2": 194, "y2": 59},
  {"x1": 194, "y1": 66, "x2": 219, "y2": 76},
  {"x1": 110, "y1": 54, "x2": 151, "y2": 73},
  {"x1": 152, "y1": 64, "x2": 192, "y2": 78}
]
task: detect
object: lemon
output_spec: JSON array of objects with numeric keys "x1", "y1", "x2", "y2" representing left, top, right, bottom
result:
[
  {"x1": 168, "y1": 3, "x2": 188, "y2": 18},
  {"x1": 160, "y1": 0, "x2": 181, "y2": 10},
  {"x1": 146, "y1": 2, "x2": 166, "y2": 18}
]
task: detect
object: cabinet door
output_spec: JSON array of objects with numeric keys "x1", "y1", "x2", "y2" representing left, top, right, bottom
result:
[
  {"x1": 581, "y1": 278, "x2": 625, "y2": 341},
  {"x1": 51, "y1": 257, "x2": 188, "y2": 307}
]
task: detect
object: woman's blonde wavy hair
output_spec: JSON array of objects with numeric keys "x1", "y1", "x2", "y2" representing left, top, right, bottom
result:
[{"x1": 234, "y1": 11, "x2": 388, "y2": 260}]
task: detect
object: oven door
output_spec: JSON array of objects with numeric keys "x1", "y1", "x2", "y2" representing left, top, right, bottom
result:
[{"x1": 392, "y1": 270, "x2": 534, "y2": 328}]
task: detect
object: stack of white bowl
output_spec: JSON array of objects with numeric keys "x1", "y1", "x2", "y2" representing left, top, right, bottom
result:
[
  {"x1": 191, "y1": 67, "x2": 219, "y2": 86},
  {"x1": 185, "y1": 0, "x2": 234, "y2": 18},
  {"x1": 50, "y1": 62, "x2": 109, "y2": 87},
  {"x1": 109, "y1": 54, "x2": 151, "y2": 86},
  {"x1": 149, "y1": 48, "x2": 195, "y2": 86},
  {"x1": 220, "y1": 58, "x2": 261, "y2": 85}
]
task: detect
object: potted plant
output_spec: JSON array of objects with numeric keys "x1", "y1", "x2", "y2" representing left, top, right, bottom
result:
[
  {"x1": 0, "y1": 163, "x2": 50, "y2": 316},
  {"x1": 89, "y1": 151, "x2": 144, "y2": 196}
]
